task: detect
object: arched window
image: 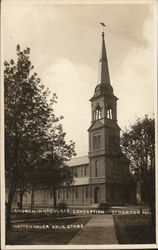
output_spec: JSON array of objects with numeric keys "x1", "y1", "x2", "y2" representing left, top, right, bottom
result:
[
  {"x1": 108, "y1": 135, "x2": 119, "y2": 149},
  {"x1": 75, "y1": 187, "x2": 78, "y2": 198},
  {"x1": 94, "y1": 105, "x2": 102, "y2": 120},
  {"x1": 111, "y1": 186, "x2": 114, "y2": 199},
  {"x1": 95, "y1": 160, "x2": 98, "y2": 177},
  {"x1": 58, "y1": 189, "x2": 60, "y2": 199},
  {"x1": 81, "y1": 167, "x2": 83, "y2": 177},
  {"x1": 74, "y1": 168, "x2": 78, "y2": 177},
  {"x1": 107, "y1": 107, "x2": 113, "y2": 119},
  {"x1": 66, "y1": 188, "x2": 69, "y2": 199},
  {"x1": 93, "y1": 135, "x2": 101, "y2": 149},
  {"x1": 84, "y1": 166, "x2": 87, "y2": 176},
  {"x1": 98, "y1": 135, "x2": 101, "y2": 148},
  {"x1": 94, "y1": 187, "x2": 100, "y2": 204},
  {"x1": 86, "y1": 187, "x2": 88, "y2": 199},
  {"x1": 50, "y1": 190, "x2": 53, "y2": 199},
  {"x1": 93, "y1": 136, "x2": 96, "y2": 149}
]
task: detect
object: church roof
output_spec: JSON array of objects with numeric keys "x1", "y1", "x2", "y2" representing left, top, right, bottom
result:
[
  {"x1": 68, "y1": 155, "x2": 89, "y2": 167},
  {"x1": 90, "y1": 31, "x2": 114, "y2": 101},
  {"x1": 98, "y1": 31, "x2": 111, "y2": 85}
]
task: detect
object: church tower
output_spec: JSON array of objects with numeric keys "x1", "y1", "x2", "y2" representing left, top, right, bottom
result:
[
  {"x1": 89, "y1": 31, "x2": 120, "y2": 156},
  {"x1": 88, "y1": 29, "x2": 134, "y2": 205}
]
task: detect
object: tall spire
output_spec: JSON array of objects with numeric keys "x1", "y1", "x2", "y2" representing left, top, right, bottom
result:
[{"x1": 99, "y1": 31, "x2": 111, "y2": 85}]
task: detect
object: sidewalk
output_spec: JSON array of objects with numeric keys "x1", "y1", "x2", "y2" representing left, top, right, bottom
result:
[{"x1": 68, "y1": 214, "x2": 118, "y2": 245}]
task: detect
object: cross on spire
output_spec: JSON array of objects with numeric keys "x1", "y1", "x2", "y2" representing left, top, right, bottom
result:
[{"x1": 100, "y1": 22, "x2": 106, "y2": 33}]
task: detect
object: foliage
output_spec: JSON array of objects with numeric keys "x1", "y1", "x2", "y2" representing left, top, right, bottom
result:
[
  {"x1": 5, "y1": 46, "x2": 54, "y2": 188},
  {"x1": 56, "y1": 202, "x2": 68, "y2": 210},
  {"x1": 98, "y1": 202, "x2": 109, "y2": 211},
  {"x1": 5, "y1": 45, "x2": 76, "y2": 228},
  {"x1": 114, "y1": 214, "x2": 155, "y2": 244},
  {"x1": 121, "y1": 115, "x2": 155, "y2": 224}
]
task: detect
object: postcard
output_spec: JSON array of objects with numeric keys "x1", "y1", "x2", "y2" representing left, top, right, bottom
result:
[{"x1": 1, "y1": 0, "x2": 157, "y2": 249}]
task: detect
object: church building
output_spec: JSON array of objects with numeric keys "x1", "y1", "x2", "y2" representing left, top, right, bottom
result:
[
  {"x1": 56, "y1": 30, "x2": 136, "y2": 206},
  {"x1": 13, "y1": 29, "x2": 136, "y2": 208}
]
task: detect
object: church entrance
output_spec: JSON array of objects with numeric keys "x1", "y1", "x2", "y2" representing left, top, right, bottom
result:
[{"x1": 94, "y1": 187, "x2": 100, "y2": 204}]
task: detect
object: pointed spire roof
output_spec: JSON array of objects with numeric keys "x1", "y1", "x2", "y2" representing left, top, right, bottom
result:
[
  {"x1": 99, "y1": 31, "x2": 111, "y2": 85},
  {"x1": 90, "y1": 29, "x2": 114, "y2": 101}
]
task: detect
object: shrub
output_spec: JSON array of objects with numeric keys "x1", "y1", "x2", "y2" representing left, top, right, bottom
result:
[
  {"x1": 98, "y1": 202, "x2": 109, "y2": 211},
  {"x1": 56, "y1": 202, "x2": 68, "y2": 210}
]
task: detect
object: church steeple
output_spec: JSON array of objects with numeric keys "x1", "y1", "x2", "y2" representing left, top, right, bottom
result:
[
  {"x1": 87, "y1": 25, "x2": 134, "y2": 208},
  {"x1": 89, "y1": 27, "x2": 119, "y2": 124},
  {"x1": 91, "y1": 29, "x2": 114, "y2": 100},
  {"x1": 99, "y1": 31, "x2": 111, "y2": 85}
]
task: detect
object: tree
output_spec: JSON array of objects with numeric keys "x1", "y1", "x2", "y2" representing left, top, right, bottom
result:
[
  {"x1": 30, "y1": 125, "x2": 76, "y2": 207},
  {"x1": 121, "y1": 116, "x2": 155, "y2": 225},
  {"x1": 16, "y1": 169, "x2": 32, "y2": 209},
  {"x1": 5, "y1": 45, "x2": 75, "y2": 229}
]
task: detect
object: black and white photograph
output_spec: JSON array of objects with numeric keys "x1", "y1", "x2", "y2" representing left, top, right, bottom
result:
[{"x1": 1, "y1": 0, "x2": 157, "y2": 249}]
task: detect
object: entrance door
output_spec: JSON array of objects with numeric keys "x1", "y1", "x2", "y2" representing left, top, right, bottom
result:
[{"x1": 94, "y1": 187, "x2": 99, "y2": 204}]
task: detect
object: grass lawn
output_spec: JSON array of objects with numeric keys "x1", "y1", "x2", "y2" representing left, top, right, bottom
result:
[
  {"x1": 6, "y1": 216, "x2": 91, "y2": 245},
  {"x1": 11, "y1": 213, "x2": 74, "y2": 221},
  {"x1": 113, "y1": 214, "x2": 155, "y2": 244}
]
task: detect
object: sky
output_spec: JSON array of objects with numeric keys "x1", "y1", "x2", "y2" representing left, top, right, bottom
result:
[{"x1": 2, "y1": 0, "x2": 156, "y2": 156}]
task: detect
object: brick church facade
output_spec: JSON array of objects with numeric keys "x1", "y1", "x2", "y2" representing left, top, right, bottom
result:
[{"x1": 13, "y1": 30, "x2": 136, "y2": 208}]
